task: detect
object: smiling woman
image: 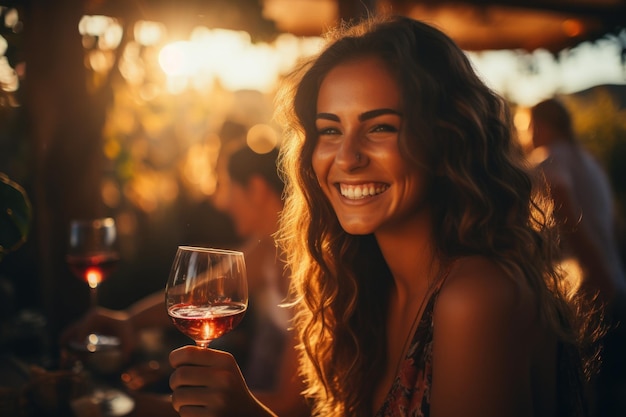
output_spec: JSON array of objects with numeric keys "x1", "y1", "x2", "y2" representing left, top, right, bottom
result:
[
  {"x1": 165, "y1": 14, "x2": 596, "y2": 417},
  {"x1": 274, "y1": 14, "x2": 594, "y2": 417}
]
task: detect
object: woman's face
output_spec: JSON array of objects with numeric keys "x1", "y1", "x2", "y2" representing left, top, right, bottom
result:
[{"x1": 312, "y1": 55, "x2": 430, "y2": 236}]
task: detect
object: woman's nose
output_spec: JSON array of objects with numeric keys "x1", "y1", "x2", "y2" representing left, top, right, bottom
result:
[{"x1": 335, "y1": 135, "x2": 366, "y2": 170}]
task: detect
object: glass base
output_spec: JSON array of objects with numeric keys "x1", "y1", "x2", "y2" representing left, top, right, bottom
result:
[{"x1": 71, "y1": 386, "x2": 135, "y2": 417}]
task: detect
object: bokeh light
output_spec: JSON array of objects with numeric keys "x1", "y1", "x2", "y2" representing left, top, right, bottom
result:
[{"x1": 247, "y1": 124, "x2": 278, "y2": 154}]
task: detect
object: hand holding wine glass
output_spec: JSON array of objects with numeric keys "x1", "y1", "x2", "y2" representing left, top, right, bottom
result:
[
  {"x1": 165, "y1": 246, "x2": 248, "y2": 348},
  {"x1": 166, "y1": 247, "x2": 276, "y2": 416}
]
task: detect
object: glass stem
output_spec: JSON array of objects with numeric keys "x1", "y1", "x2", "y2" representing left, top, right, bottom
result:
[
  {"x1": 196, "y1": 341, "x2": 211, "y2": 348},
  {"x1": 89, "y1": 286, "x2": 98, "y2": 309}
]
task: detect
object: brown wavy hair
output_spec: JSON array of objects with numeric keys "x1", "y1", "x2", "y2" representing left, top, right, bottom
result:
[{"x1": 275, "y1": 15, "x2": 589, "y2": 416}]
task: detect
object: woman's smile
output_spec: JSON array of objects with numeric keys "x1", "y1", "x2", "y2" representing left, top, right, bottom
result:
[{"x1": 337, "y1": 182, "x2": 390, "y2": 200}]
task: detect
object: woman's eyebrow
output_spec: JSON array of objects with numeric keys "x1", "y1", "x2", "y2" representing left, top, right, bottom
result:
[
  {"x1": 359, "y1": 108, "x2": 402, "y2": 121},
  {"x1": 316, "y1": 112, "x2": 339, "y2": 122},
  {"x1": 316, "y1": 108, "x2": 402, "y2": 123}
]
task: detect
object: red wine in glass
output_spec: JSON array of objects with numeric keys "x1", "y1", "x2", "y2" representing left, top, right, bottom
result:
[
  {"x1": 67, "y1": 217, "x2": 119, "y2": 307},
  {"x1": 165, "y1": 246, "x2": 248, "y2": 348},
  {"x1": 66, "y1": 252, "x2": 120, "y2": 288}
]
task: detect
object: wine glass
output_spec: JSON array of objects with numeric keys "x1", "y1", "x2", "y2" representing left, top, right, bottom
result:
[
  {"x1": 165, "y1": 246, "x2": 248, "y2": 348},
  {"x1": 66, "y1": 217, "x2": 120, "y2": 308},
  {"x1": 64, "y1": 217, "x2": 134, "y2": 416}
]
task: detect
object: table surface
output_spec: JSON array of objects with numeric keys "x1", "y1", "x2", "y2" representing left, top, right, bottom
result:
[{"x1": 0, "y1": 352, "x2": 180, "y2": 417}]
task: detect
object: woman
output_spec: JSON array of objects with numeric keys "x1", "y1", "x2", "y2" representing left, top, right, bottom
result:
[{"x1": 169, "y1": 16, "x2": 590, "y2": 416}]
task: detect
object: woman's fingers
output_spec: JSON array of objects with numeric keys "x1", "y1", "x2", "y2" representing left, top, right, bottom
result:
[
  {"x1": 170, "y1": 366, "x2": 233, "y2": 390},
  {"x1": 171, "y1": 386, "x2": 227, "y2": 409},
  {"x1": 169, "y1": 345, "x2": 235, "y2": 368},
  {"x1": 169, "y1": 346, "x2": 261, "y2": 416},
  {"x1": 169, "y1": 368, "x2": 239, "y2": 416}
]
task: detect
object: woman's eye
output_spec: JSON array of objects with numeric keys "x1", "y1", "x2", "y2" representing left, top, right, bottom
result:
[
  {"x1": 371, "y1": 124, "x2": 398, "y2": 133},
  {"x1": 317, "y1": 127, "x2": 340, "y2": 136}
]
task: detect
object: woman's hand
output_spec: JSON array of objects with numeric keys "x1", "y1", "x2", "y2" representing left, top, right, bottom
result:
[{"x1": 169, "y1": 345, "x2": 277, "y2": 417}]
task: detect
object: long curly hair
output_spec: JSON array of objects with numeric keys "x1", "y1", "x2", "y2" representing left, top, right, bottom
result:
[{"x1": 275, "y1": 15, "x2": 589, "y2": 416}]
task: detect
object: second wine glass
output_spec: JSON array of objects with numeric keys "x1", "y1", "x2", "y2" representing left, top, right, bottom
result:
[
  {"x1": 66, "y1": 217, "x2": 120, "y2": 309},
  {"x1": 165, "y1": 246, "x2": 248, "y2": 348}
]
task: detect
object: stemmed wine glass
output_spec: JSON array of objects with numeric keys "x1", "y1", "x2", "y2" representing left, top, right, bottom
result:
[
  {"x1": 165, "y1": 246, "x2": 248, "y2": 348},
  {"x1": 65, "y1": 217, "x2": 134, "y2": 416},
  {"x1": 66, "y1": 217, "x2": 120, "y2": 308}
]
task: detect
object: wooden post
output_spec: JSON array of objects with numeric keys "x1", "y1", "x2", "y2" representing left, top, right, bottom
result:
[{"x1": 22, "y1": 0, "x2": 109, "y2": 339}]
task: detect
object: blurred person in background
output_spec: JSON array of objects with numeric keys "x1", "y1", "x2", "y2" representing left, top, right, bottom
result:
[
  {"x1": 61, "y1": 144, "x2": 310, "y2": 416},
  {"x1": 529, "y1": 97, "x2": 626, "y2": 417}
]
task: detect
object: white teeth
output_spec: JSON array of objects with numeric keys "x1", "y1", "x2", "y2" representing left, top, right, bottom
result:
[{"x1": 340, "y1": 183, "x2": 388, "y2": 200}]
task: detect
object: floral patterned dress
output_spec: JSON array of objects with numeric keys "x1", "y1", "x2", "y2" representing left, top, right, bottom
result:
[
  {"x1": 374, "y1": 287, "x2": 441, "y2": 417},
  {"x1": 373, "y1": 280, "x2": 588, "y2": 417}
]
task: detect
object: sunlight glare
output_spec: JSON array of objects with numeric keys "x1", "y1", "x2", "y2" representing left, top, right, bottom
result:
[
  {"x1": 135, "y1": 20, "x2": 165, "y2": 46},
  {"x1": 89, "y1": 50, "x2": 114, "y2": 73},
  {"x1": 155, "y1": 28, "x2": 307, "y2": 93},
  {"x1": 166, "y1": 76, "x2": 189, "y2": 94},
  {"x1": 159, "y1": 41, "x2": 194, "y2": 76},
  {"x1": 218, "y1": 43, "x2": 278, "y2": 92},
  {"x1": 79, "y1": 15, "x2": 118, "y2": 37},
  {"x1": 119, "y1": 42, "x2": 145, "y2": 86},
  {"x1": 99, "y1": 23, "x2": 123, "y2": 50}
]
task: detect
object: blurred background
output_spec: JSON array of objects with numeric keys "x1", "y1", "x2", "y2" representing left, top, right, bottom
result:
[{"x1": 0, "y1": 0, "x2": 625, "y2": 366}]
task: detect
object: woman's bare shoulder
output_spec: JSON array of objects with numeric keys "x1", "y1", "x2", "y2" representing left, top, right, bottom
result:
[
  {"x1": 436, "y1": 256, "x2": 536, "y2": 332},
  {"x1": 429, "y1": 260, "x2": 549, "y2": 415}
]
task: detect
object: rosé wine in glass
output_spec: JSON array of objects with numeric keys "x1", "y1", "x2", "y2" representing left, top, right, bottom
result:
[{"x1": 165, "y1": 246, "x2": 248, "y2": 348}]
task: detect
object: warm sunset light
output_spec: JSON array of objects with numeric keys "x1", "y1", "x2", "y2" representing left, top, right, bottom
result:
[
  {"x1": 134, "y1": 20, "x2": 165, "y2": 46},
  {"x1": 158, "y1": 41, "x2": 194, "y2": 77},
  {"x1": 70, "y1": 13, "x2": 626, "y2": 218},
  {"x1": 155, "y1": 28, "x2": 308, "y2": 93}
]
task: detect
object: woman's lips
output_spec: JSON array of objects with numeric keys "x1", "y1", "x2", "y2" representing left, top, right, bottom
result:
[{"x1": 338, "y1": 182, "x2": 389, "y2": 200}]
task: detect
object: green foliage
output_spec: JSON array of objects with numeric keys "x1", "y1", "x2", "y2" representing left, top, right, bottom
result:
[
  {"x1": 0, "y1": 172, "x2": 31, "y2": 261},
  {"x1": 563, "y1": 87, "x2": 626, "y2": 239},
  {"x1": 565, "y1": 89, "x2": 626, "y2": 165}
]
